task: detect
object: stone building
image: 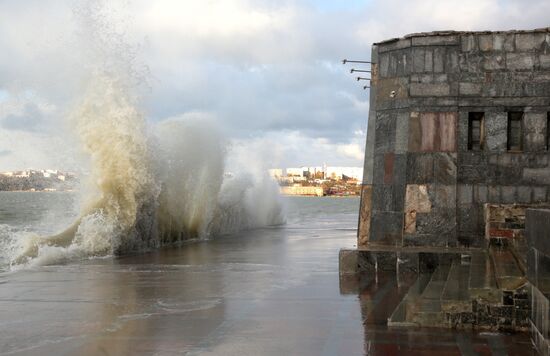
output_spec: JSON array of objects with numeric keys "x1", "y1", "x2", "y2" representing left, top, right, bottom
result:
[
  {"x1": 340, "y1": 29, "x2": 550, "y2": 339},
  {"x1": 359, "y1": 28, "x2": 550, "y2": 249}
]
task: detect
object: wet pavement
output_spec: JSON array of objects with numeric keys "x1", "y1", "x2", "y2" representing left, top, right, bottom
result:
[{"x1": 0, "y1": 197, "x2": 536, "y2": 355}]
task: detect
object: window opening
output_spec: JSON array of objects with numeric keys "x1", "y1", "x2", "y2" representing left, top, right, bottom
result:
[
  {"x1": 468, "y1": 112, "x2": 484, "y2": 151},
  {"x1": 507, "y1": 112, "x2": 523, "y2": 151}
]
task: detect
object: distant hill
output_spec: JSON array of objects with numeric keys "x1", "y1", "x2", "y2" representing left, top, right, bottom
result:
[{"x1": 0, "y1": 173, "x2": 78, "y2": 192}]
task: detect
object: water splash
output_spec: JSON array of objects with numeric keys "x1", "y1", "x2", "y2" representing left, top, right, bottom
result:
[
  {"x1": 4, "y1": 1, "x2": 284, "y2": 268},
  {"x1": 154, "y1": 116, "x2": 225, "y2": 242}
]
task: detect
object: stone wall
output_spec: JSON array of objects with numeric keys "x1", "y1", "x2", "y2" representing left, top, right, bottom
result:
[
  {"x1": 359, "y1": 29, "x2": 550, "y2": 249},
  {"x1": 526, "y1": 209, "x2": 550, "y2": 355}
]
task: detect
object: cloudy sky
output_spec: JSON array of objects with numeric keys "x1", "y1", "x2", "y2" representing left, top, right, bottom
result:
[{"x1": 0, "y1": 0, "x2": 549, "y2": 171}]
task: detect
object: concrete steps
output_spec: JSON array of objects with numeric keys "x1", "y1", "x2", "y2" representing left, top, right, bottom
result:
[
  {"x1": 388, "y1": 263, "x2": 452, "y2": 327},
  {"x1": 387, "y1": 272, "x2": 432, "y2": 327},
  {"x1": 387, "y1": 246, "x2": 528, "y2": 330},
  {"x1": 469, "y1": 252, "x2": 501, "y2": 303},
  {"x1": 441, "y1": 258, "x2": 471, "y2": 313},
  {"x1": 410, "y1": 263, "x2": 451, "y2": 326},
  {"x1": 490, "y1": 244, "x2": 527, "y2": 291}
]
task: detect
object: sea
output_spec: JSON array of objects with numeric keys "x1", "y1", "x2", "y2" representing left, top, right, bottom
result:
[{"x1": 0, "y1": 193, "x2": 364, "y2": 355}]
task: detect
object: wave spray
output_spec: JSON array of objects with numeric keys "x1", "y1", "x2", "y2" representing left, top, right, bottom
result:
[{"x1": 8, "y1": 2, "x2": 284, "y2": 267}]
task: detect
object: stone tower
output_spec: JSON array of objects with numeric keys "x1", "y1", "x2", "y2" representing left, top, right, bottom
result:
[{"x1": 359, "y1": 28, "x2": 550, "y2": 250}]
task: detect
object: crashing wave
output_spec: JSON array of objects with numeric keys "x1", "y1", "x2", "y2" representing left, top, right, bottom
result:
[
  {"x1": 4, "y1": 0, "x2": 285, "y2": 267},
  {"x1": 8, "y1": 73, "x2": 284, "y2": 267}
]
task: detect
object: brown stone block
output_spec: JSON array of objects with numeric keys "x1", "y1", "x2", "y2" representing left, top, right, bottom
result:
[
  {"x1": 404, "y1": 211, "x2": 417, "y2": 234},
  {"x1": 408, "y1": 112, "x2": 437, "y2": 152},
  {"x1": 420, "y1": 113, "x2": 438, "y2": 151},
  {"x1": 439, "y1": 112, "x2": 457, "y2": 152},
  {"x1": 489, "y1": 228, "x2": 514, "y2": 238},
  {"x1": 404, "y1": 184, "x2": 432, "y2": 234},
  {"x1": 358, "y1": 185, "x2": 373, "y2": 247},
  {"x1": 408, "y1": 112, "x2": 457, "y2": 152},
  {"x1": 405, "y1": 184, "x2": 432, "y2": 213},
  {"x1": 384, "y1": 153, "x2": 395, "y2": 184},
  {"x1": 408, "y1": 112, "x2": 422, "y2": 152}
]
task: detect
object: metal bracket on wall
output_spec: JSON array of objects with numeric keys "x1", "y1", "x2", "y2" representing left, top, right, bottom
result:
[
  {"x1": 342, "y1": 59, "x2": 372, "y2": 91},
  {"x1": 350, "y1": 69, "x2": 371, "y2": 73}
]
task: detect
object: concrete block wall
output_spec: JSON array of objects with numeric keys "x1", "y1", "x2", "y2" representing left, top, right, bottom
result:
[{"x1": 359, "y1": 29, "x2": 550, "y2": 249}]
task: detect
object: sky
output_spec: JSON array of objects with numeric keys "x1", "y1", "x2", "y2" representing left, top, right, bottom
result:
[{"x1": 0, "y1": 0, "x2": 549, "y2": 171}]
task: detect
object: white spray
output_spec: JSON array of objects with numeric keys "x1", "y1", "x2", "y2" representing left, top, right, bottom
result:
[{"x1": 6, "y1": 1, "x2": 284, "y2": 267}]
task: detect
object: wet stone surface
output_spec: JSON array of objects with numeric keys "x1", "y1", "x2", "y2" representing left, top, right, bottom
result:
[{"x1": 0, "y1": 197, "x2": 535, "y2": 355}]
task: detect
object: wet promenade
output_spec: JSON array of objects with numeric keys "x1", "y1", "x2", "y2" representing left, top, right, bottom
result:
[{"x1": 0, "y1": 198, "x2": 535, "y2": 355}]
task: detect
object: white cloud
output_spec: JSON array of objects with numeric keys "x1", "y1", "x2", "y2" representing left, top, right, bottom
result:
[
  {"x1": 0, "y1": 0, "x2": 548, "y2": 170},
  {"x1": 356, "y1": 0, "x2": 550, "y2": 43},
  {"x1": 231, "y1": 129, "x2": 365, "y2": 167}
]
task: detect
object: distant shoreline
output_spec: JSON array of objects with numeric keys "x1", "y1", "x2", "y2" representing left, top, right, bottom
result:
[
  {"x1": 282, "y1": 194, "x2": 359, "y2": 198},
  {"x1": 2, "y1": 191, "x2": 357, "y2": 197},
  {"x1": 0, "y1": 190, "x2": 76, "y2": 193}
]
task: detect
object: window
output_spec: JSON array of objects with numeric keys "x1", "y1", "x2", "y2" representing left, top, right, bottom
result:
[
  {"x1": 507, "y1": 112, "x2": 523, "y2": 151},
  {"x1": 468, "y1": 112, "x2": 484, "y2": 151}
]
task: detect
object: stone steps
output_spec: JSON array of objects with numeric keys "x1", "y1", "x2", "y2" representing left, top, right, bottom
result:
[
  {"x1": 388, "y1": 263, "x2": 452, "y2": 327},
  {"x1": 387, "y1": 246, "x2": 528, "y2": 330},
  {"x1": 410, "y1": 263, "x2": 450, "y2": 326},
  {"x1": 469, "y1": 252, "x2": 501, "y2": 303},
  {"x1": 441, "y1": 258, "x2": 471, "y2": 313},
  {"x1": 387, "y1": 272, "x2": 432, "y2": 327},
  {"x1": 490, "y1": 244, "x2": 527, "y2": 291}
]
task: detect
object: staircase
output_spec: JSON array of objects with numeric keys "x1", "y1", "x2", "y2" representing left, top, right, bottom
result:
[{"x1": 388, "y1": 243, "x2": 529, "y2": 330}]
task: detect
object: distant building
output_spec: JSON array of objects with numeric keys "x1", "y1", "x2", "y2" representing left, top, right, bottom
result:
[
  {"x1": 302, "y1": 166, "x2": 324, "y2": 179},
  {"x1": 280, "y1": 186, "x2": 323, "y2": 197},
  {"x1": 268, "y1": 169, "x2": 283, "y2": 178},
  {"x1": 275, "y1": 166, "x2": 363, "y2": 180},
  {"x1": 285, "y1": 168, "x2": 303, "y2": 177},
  {"x1": 14, "y1": 171, "x2": 29, "y2": 178},
  {"x1": 325, "y1": 167, "x2": 363, "y2": 181}
]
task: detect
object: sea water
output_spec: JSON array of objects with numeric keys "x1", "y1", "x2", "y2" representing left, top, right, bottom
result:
[{"x1": 0, "y1": 195, "x2": 361, "y2": 354}]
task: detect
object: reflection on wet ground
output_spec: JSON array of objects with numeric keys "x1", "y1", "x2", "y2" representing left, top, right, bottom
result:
[
  {"x1": 343, "y1": 271, "x2": 534, "y2": 355},
  {"x1": 0, "y1": 201, "x2": 535, "y2": 355}
]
